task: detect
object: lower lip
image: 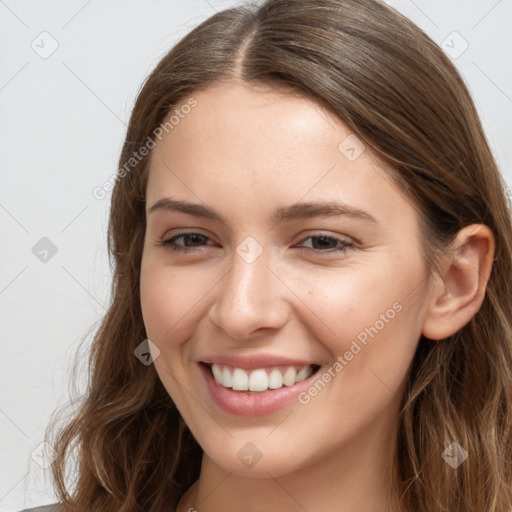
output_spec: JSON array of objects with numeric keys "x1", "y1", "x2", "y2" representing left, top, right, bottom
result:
[{"x1": 199, "y1": 363, "x2": 320, "y2": 416}]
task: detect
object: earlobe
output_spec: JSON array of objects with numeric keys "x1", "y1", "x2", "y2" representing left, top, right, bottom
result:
[{"x1": 421, "y1": 224, "x2": 495, "y2": 341}]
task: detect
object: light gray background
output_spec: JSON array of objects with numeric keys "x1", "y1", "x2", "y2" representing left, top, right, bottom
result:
[{"x1": 0, "y1": 1, "x2": 511, "y2": 510}]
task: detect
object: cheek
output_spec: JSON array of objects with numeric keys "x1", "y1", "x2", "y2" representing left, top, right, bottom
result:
[
  {"x1": 292, "y1": 271, "x2": 421, "y2": 441},
  {"x1": 299, "y1": 260, "x2": 424, "y2": 373},
  {"x1": 139, "y1": 262, "x2": 204, "y2": 403},
  {"x1": 140, "y1": 259, "x2": 224, "y2": 355},
  {"x1": 140, "y1": 263, "x2": 198, "y2": 344}
]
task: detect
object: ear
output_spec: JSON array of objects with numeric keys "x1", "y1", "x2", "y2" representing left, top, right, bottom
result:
[{"x1": 421, "y1": 224, "x2": 495, "y2": 341}]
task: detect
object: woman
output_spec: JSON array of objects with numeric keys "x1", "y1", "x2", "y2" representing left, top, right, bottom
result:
[{"x1": 25, "y1": 0, "x2": 512, "y2": 510}]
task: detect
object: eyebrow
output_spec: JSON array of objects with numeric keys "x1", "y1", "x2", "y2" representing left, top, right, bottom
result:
[{"x1": 147, "y1": 198, "x2": 378, "y2": 225}]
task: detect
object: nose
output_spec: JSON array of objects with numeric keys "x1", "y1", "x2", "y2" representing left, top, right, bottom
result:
[{"x1": 207, "y1": 246, "x2": 291, "y2": 340}]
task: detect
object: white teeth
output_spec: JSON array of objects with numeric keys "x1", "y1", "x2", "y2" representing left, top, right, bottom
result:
[
  {"x1": 282, "y1": 367, "x2": 297, "y2": 386},
  {"x1": 222, "y1": 367, "x2": 232, "y2": 387},
  {"x1": 248, "y1": 369, "x2": 268, "y2": 392},
  {"x1": 210, "y1": 363, "x2": 315, "y2": 392},
  {"x1": 232, "y1": 368, "x2": 249, "y2": 391},
  {"x1": 268, "y1": 368, "x2": 283, "y2": 389},
  {"x1": 212, "y1": 364, "x2": 223, "y2": 383},
  {"x1": 295, "y1": 366, "x2": 310, "y2": 382}
]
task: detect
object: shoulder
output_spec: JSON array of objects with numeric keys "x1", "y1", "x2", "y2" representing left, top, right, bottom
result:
[{"x1": 19, "y1": 505, "x2": 62, "y2": 512}]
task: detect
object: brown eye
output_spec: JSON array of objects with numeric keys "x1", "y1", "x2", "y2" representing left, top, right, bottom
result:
[
  {"x1": 158, "y1": 232, "x2": 215, "y2": 252},
  {"x1": 297, "y1": 235, "x2": 353, "y2": 254}
]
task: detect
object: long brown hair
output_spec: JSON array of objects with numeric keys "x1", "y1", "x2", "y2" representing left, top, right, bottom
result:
[{"x1": 47, "y1": 0, "x2": 512, "y2": 510}]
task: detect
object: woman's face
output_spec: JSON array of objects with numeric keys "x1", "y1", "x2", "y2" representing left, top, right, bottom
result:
[{"x1": 140, "y1": 82, "x2": 433, "y2": 479}]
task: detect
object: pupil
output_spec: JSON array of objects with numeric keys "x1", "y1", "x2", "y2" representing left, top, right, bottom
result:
[
  {"x1": 313, "y1": 236, "x2": 336, "y2": 249},
  {"x1": 187, "y1": 234, "x2": 204, "y2": 246}
]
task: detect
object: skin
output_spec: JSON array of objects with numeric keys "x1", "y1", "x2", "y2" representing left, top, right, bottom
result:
[{"x1": 139, "y1": 82, "x2": 495, "y2": 512}]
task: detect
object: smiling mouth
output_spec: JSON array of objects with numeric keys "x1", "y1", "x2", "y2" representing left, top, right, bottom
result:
[{"x1": 202, "y1": 362, "x2": 321, "y2": 393}]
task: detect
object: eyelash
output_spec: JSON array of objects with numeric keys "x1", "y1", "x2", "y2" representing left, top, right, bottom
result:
[{"x1": 156, "y1": 232, "x2": 354, "y2": 254}]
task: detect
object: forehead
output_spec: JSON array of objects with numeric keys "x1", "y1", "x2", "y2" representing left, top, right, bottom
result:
[{"x1": 146, "y1": 82, "x2": 415, "y2": 229}]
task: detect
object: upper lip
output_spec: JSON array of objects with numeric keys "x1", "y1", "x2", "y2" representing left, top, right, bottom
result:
[{"x1": 200, "y1": 353, "x2": 318, "y2": 370}]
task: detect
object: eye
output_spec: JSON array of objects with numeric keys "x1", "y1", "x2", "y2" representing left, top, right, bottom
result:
[
  {"x1": 296, "y1": 234, "x2": 354, "y2": 254},
  {"x1": 156, "y1": 232, "x2": 216, "y2": 252},
  {"x1": 156, "y1": 232, "x2": 354, "y2": 255}
]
